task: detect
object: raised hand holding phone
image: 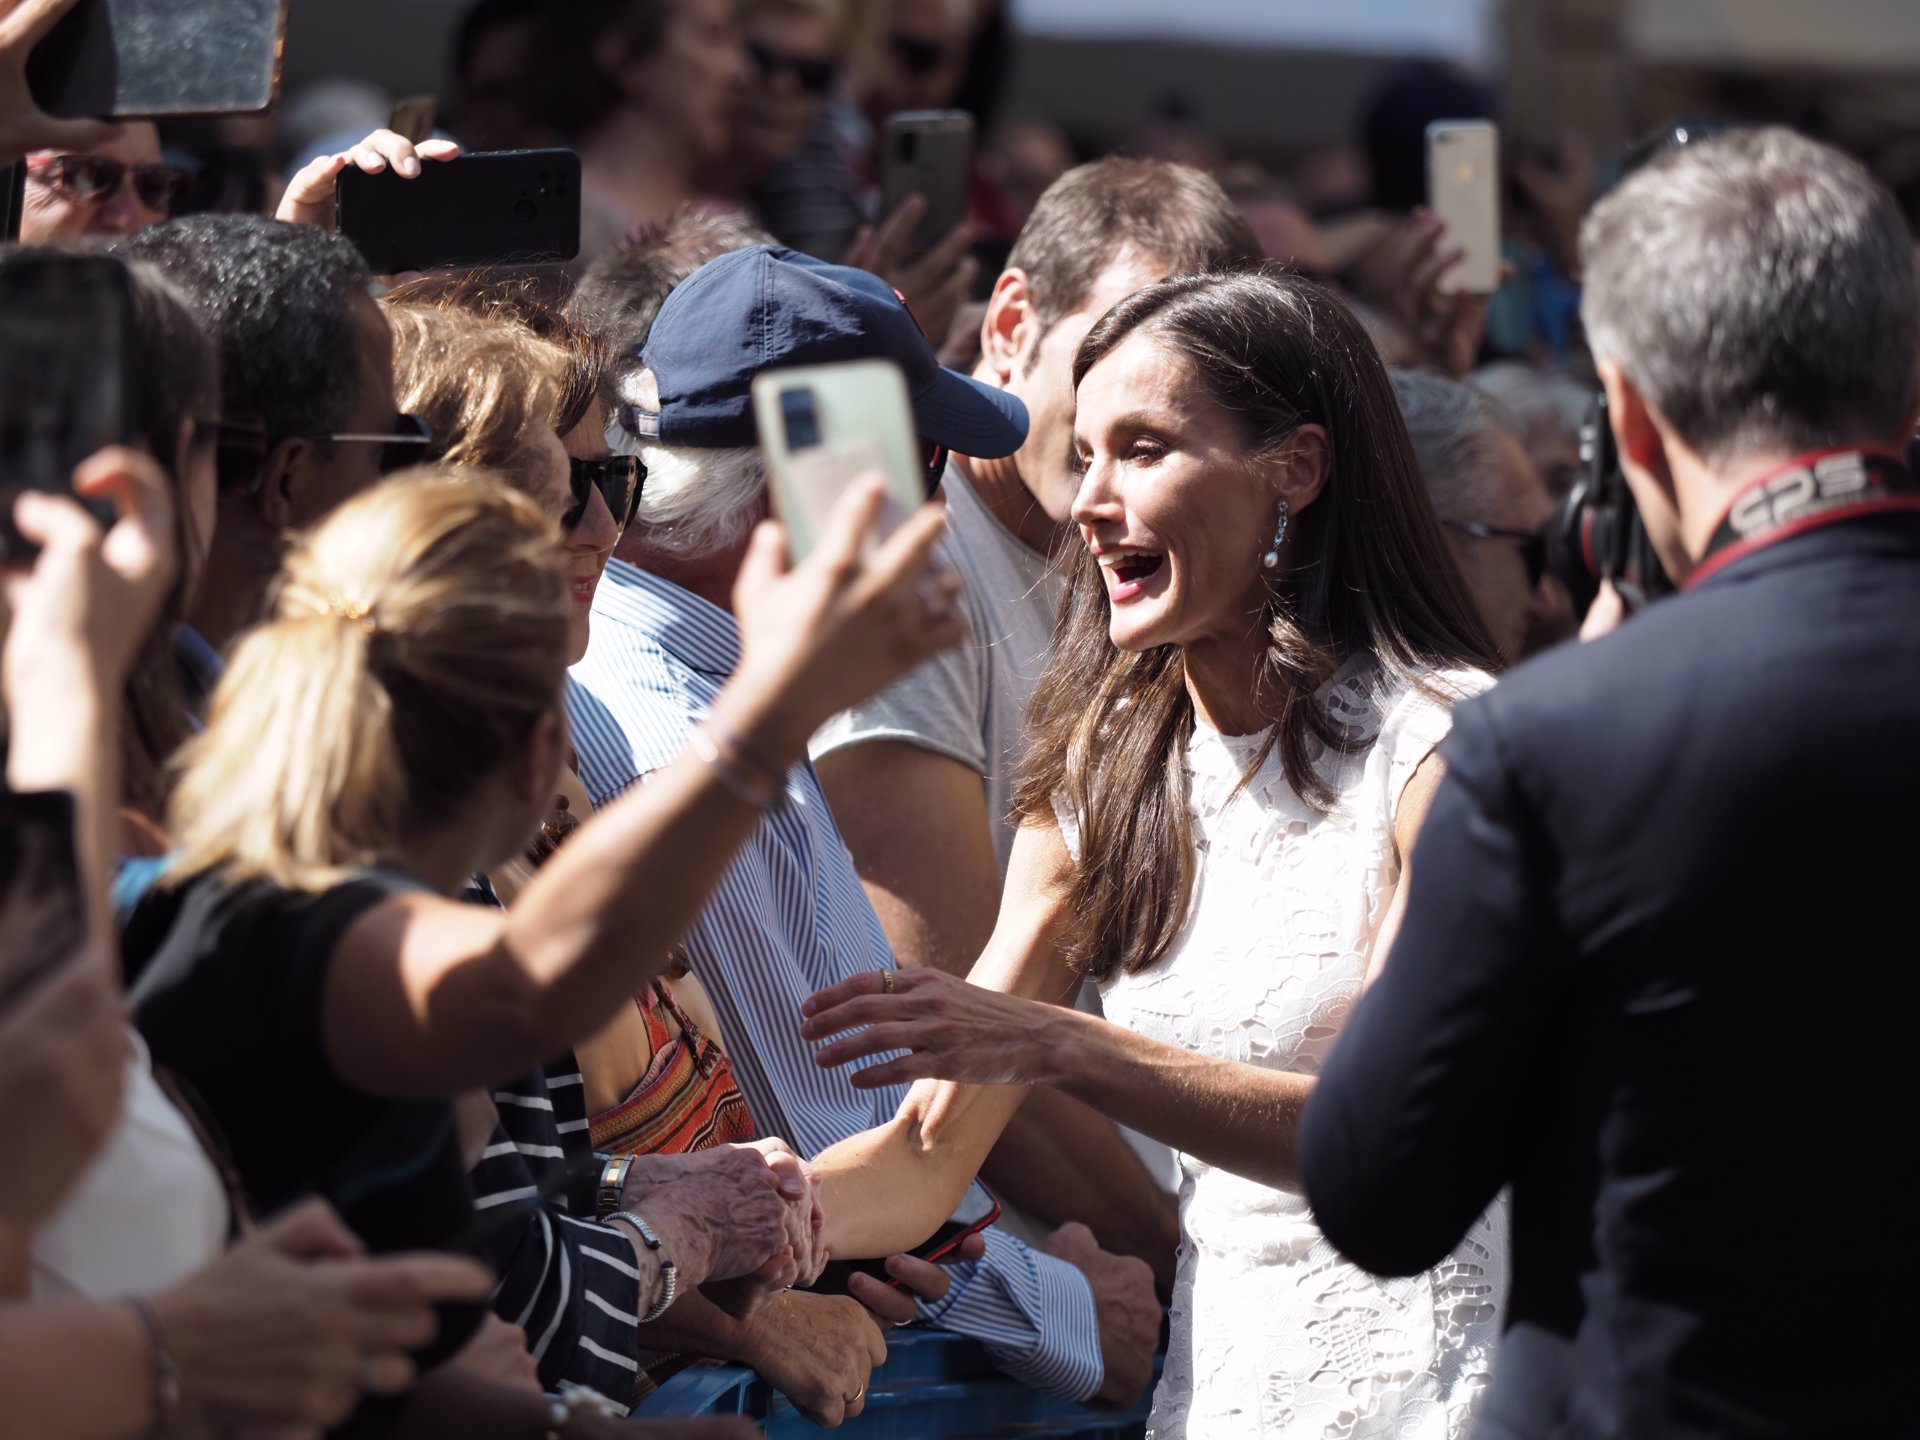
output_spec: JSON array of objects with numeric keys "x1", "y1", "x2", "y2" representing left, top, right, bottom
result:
[{"x1": 277, "y1": 127, "x2": 461, "y2": 234}]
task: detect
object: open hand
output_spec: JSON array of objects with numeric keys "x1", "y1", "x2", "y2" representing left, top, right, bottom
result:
[
  {"x1": 842, "y1": 193, "x2": 976, "y2": 357},
  {"x1": 728, "y1": 478, "x2": 964, "y2": 755},
  {"x1": 801, "y1": 964, "x2": 1058, "y2": 1092},
  {"x1": 275, "y1": 128, "x2": 460, "y2": 232}
]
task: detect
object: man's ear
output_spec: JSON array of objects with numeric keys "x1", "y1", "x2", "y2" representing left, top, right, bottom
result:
[
  {"x1": 979, "y1": 268, "x2": 1036, "y2": 385},
  {"x1": 255, "y1": 436, "x2": 308, "y2": 532},
  {"x1": 1597, "y1": 358, "x2": 1669, "y2": 497}
]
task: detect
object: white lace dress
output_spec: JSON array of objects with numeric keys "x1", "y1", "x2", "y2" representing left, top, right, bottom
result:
[{"x1": 1079, "y1": 656, "x2": 1507, "y2": 1439}]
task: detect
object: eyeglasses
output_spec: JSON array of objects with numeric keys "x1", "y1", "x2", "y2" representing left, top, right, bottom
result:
[
  {"x1": 327, "y1": 415, "x2": 435, "y2": 476},
  {"x1": 566, "y1": 454, "x2": 646, "y2": 532},
  {"x1": 890, "y1": 35, "x2": 949, "y2": 76},
  {"x1": 746, "y1": 40, "x2": 836, "y2": 97},
  {"x1": 29, "y1": 154, "x2": 190, "y2": 213},
  {"x1": 1446, "y1": 520, "x2": 1548, "y2": 588}
]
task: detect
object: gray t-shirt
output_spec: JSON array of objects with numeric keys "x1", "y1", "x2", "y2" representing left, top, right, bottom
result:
[{"x1": 811, "y1": 459, "x2": 1063, "y2": 877}]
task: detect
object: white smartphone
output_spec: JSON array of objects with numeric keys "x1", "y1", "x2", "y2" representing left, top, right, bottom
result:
[
  {"x1": 1426, "y1": 120, "x2": 1501, "y2": 295},
  {"x1": 752, "y1": 359, "x2": 927, "y2": 562},
  {"x1": 880, "y1": 110, "x2": 974, "y2": 257}
]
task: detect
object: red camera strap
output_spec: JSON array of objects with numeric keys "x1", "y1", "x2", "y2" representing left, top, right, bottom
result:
[{"x1": 1683, "y1": 447, "x2": 1920, "y2": 592}]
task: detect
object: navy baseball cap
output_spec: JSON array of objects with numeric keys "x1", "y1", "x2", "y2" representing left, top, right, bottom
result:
[{"x1": 631, "y1": 244, "x2": 1028, "y2": 458}]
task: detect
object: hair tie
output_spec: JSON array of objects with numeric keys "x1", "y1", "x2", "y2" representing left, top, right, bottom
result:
[{"x1": 323, "y1": 591, "x2": 378, "y2": 635}]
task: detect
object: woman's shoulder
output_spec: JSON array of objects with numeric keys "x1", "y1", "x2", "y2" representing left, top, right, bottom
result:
[{"x1": 125, "y1": 866, "x2": 431, "y2": 996}]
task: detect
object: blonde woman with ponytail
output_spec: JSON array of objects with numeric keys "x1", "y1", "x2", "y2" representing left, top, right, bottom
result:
[{"x1": 120, "y1": 465, "x2": 964, "y2": 1372}]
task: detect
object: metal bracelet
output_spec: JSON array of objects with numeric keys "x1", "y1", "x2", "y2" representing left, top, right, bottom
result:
[
  {"x1": 127, "y1": 1298, "x2": 182, "y2": 1440},
  {"x1": 608, "y1": 1210, "x2": 679, "y2": 1324}
]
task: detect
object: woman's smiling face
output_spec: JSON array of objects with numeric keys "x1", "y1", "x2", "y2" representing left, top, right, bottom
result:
[{"x1": 1070, "y1": 331, "x2": 1286, "y2": 656}]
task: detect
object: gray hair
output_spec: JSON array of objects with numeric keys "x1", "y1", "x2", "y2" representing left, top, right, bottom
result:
[
  {"x1": 1389, "y1": 368, "x2": 1519, "y2": 525},
  {"x1": 1579, "y1": 127, "x2": 1919, "y2": 465},
  {"x1": 607, "y1": 369, "x2": 766, "y2": 561}
]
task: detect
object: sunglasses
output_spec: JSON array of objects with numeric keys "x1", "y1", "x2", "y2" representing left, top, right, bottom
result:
[
  {"x1": 890, "y1": 35, "x2": 949, "y2": 77},
  {"x1": 746, "y1": 40, "x2": 836, "y2": 97},
  {"x1": 31, "y1": 153, "x2": 190, "y2": 213},
  {"x1": 566, "y1": 454, "x2": 645, "y2": 532},
  {"x1": 1447, "y1": 520, "x2": 1548, "y2": 589}
]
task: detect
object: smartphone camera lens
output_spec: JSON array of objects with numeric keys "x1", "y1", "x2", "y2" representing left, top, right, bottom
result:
[
  {"x1": 780, "y1": 387, "x2": 820, "y2": 452},
  {"x1": 897, "y1": 130, "x2": 919, "y2": 163}
]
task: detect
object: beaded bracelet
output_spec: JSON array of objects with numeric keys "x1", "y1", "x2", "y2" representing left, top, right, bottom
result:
[{"x1": 126, "y1": 1298, "x2": 181, "y2": 1440}]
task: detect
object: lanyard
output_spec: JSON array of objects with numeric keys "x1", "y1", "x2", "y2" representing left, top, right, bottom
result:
[{"x1": 1683, "y1": 447, "x2": 1920, "y2": 592}]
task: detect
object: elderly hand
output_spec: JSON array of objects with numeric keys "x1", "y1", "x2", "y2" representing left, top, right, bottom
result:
[
  {"x1": 0, "y1": 0, "x2": 119, "y2": 165},
  {"x1": 0, "y1": 945, "x2": 129, "y2": 1232},
  {"x1": 842, "y1": 194, "x2": 977, "y2": 360},
  {"x1": 624, "y1": 1142, "x2": 816, "y2": 1322},
  {"x1": 847, "y1": 1230, "x2": 989, "y2": 1327},
  {"x1": 149, "y1": 1199, "x2": 495, "y2": 1435},
  {"x1": 275, "y1": 128, "x2": 460, "y2": 232},
  {"x1": 737, "y1": 1291, "x2": 887, "y2": 1429},
  {"x1": 1044, "y1": 1222, "x2": 1159, "y2": 1410},
  {"x1": 801, "y1": 964, "x2": 1060, "y2": 1093}
]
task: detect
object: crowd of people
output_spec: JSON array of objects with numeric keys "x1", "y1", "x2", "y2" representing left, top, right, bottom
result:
[{"x1": 4, "y1": 0, "x2": 1916, "y2": 1437}]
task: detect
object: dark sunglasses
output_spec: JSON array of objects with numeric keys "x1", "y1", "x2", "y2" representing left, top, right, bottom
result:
[
  {"x1": 746, "y1": 40, "x2": 836, "y2": 96},
  {"x1": 1447, "y1": 519, "x2": 1548, "y2": 589},
  {"x1": 566, "y1": 454, "x2": 645, "y2": 532},
  {"x1": 890, "y1": 35, "x2": 948, "y2": 76},
  {"x1": 32, "y1": 153, "x2": 190, "y2": 212}
]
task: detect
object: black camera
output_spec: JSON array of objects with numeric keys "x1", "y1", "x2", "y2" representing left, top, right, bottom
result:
[
  {"x1": 1544, "y1": 389, "x2": 1675, "y2": 617},
  {"x1": 1542, "y1": 121, "x2": 1744, "y2": 618}
]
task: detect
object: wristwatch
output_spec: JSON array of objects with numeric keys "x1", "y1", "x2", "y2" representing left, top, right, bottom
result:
[
  {"x1": 596, "y1": 1153, "x2": 635, "y2": 1220},
  {"x1": 608, "y1": 1209, "x2": 678, "y2": 1323}
]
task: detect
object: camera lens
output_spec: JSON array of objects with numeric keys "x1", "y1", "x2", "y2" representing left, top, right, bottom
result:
[{"x1": 780, "y1": 387, "x2": 821, "y2": 452}]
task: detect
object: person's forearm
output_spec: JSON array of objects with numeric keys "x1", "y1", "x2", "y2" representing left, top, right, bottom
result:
[
  {"x1": 982, "y1": 1090, "x2": 1180, "y2": 1291},
  {"x1": 4, "y1": 659, "x2": 116, "y2": 944},
  {"x1": 1044, "y1": 1007, "x2": 1312, "y2": 1193},
  {"x1": 813, "y1": 1083, "x2": 1028, "y2": 1259},
  {"x1": 0, "y1": 1298, "x2": 154, "y2": 1440},
  {"x1": 635, "y1": 1287, "x2": 755, "y2": 1365},
  {"x1": 487, "y1": 675, "x2": 826, "y2": 1059}
]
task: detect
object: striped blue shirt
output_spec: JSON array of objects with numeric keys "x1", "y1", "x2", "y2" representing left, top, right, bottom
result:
[{"x1": 567, "y1": 559, "x2": 1103, "y2": 1401}]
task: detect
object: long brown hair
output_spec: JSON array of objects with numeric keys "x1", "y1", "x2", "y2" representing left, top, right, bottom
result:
[{"x1": 1014, "y1": 269, "x2": 1499, "y2": 981}]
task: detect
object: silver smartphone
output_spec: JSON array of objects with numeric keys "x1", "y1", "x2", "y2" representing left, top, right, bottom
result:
[
  {"x1": 1426, "y1": 120, "x2": 1501, "y2": 295},
  {"x1": 752, "y1": 359, "x2": 927, "y2": 562},
  {"x1": 880, "y1": 110, "x2": 974, "y2": 257}
]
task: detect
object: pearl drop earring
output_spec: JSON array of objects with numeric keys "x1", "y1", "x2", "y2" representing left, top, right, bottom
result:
[{"x1": 1262, "y1": 499, "x2": 1291, "y2": 570}]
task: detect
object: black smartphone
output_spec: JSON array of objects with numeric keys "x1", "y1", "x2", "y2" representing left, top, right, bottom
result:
[
  {"x1": 27, "y1": 0, "x2": 289, "y2": 120},
  {"x1": 880, "y1": 111, "x2": 973, "y2": 257},
  {"x1": 337, "y1": 149, "x2": 582, "y2": 275},
  {"x1": 0, "y1": 790, "x2": 86, "y2": 1012},
  {"x1": 0, "y1": 251, "x2": 137, "y2": 562}
]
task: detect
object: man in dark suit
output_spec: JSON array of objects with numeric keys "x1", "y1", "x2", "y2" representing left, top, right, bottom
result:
[{"x1": 1299, "y1": 127, "x2": 1920, "y2": 1440}]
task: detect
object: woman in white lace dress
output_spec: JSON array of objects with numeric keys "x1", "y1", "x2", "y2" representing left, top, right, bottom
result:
[{"x1": 803, "y1": 270, "x2": 1509, "y2": 1437}]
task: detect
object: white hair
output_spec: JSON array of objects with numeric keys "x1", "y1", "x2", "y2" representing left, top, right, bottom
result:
[
  {"x1": 1389, "y1": 368, "x2": 1520, "y2": 526},
  {"x1": 607, "y1": 367, "x2": 767, "y2": 561}
]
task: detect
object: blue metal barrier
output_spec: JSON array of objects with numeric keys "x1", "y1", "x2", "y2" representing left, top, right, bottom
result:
[{"x1": 633, "y1": 1331, "x2": 1154, "y2": 1438}]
